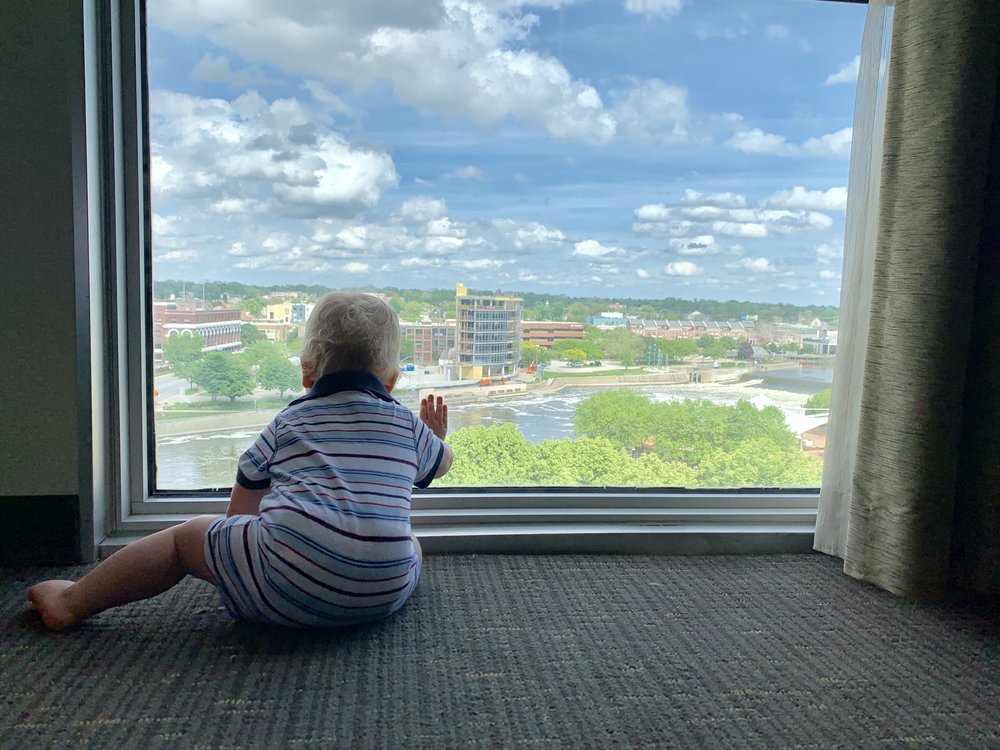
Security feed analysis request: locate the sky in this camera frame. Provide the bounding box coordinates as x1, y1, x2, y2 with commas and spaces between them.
147, 0, 867, 306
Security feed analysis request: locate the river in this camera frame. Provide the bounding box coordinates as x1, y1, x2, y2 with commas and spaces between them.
155, 367, 833, 489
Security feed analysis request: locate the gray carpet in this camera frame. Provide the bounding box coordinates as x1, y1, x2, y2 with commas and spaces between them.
1, 554, 997, 749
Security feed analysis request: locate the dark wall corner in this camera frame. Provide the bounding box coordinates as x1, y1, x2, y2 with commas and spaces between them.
0, 496, 82, 566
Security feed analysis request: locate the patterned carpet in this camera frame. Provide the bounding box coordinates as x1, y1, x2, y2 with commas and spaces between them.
2, 554, 997, 749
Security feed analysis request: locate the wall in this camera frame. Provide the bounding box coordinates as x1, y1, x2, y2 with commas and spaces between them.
0, 3, 90, 563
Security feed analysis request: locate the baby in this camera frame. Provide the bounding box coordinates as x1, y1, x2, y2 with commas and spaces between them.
28, 292, 452, 629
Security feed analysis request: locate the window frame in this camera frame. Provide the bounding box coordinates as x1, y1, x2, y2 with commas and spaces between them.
99, 0, 865, 554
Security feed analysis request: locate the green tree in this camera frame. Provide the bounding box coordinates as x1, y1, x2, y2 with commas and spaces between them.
241, 323, 265, 347
194, 352, 256, 402
573, 390, 657, 451
600, 327, 646, 367
560, 347, 588, 364
399, 336, 415, 359
656, 338, 698, 363
519, 343, 552, 366
804, 388, 832, 412
718, 336, 737, 352
258, 353, 301, 397
440, 424, 540, 486
239, 297, 266, 317
162, 333, 205, 387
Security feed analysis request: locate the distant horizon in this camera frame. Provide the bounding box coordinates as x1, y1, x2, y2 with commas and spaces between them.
153, 278, 839, 319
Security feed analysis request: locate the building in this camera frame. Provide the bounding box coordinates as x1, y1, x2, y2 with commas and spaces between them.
401, 320, 456, 366
454, 282, 522, 380
628, 318, 757, 341
520, 321, 584, 348
251, 321, 301, 343
588, 312, 628, 328
152, 302, 242, 364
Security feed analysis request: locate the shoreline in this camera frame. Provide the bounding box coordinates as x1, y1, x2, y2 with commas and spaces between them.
155, 362, 808, 438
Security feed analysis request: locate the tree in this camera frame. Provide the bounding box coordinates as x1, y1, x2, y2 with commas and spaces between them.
560, 347, 588, 364
737, 339, 755, 360
439, 424, 540, 486
519, 343, 552, 366
399, 337, 415, 359
241, 323, 265, 347
257, 353, 301, 397
238, 297, 266, 318
600, 327, 646, 368
574, 390, 656, 452
656, 338, 698, 363
162, 333, 205, 387
194, 352, 256, 402
804, 388, 832, 412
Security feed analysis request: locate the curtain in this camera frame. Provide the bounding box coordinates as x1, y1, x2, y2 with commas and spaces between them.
814, 0, 893, 559
820, 0, 1000, 602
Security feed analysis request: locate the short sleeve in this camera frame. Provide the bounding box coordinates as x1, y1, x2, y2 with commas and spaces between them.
412, 412, 446, 490
236, 414, 282, 490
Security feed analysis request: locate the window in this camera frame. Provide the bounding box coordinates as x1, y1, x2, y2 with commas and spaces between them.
141, 0, 865, 501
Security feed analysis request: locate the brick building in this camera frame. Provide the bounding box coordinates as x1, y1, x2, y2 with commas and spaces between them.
520, 321, 585, 347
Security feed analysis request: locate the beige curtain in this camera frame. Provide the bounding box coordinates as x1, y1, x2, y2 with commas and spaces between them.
837, 0, 1000, 602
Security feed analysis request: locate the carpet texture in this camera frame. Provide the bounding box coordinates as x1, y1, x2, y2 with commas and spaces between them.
2, 554, 997, 749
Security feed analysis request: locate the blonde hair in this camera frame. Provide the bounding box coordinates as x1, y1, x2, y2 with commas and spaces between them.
300, 292, 400, 382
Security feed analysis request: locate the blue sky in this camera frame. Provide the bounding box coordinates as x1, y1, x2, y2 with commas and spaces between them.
147, 0, 866, 306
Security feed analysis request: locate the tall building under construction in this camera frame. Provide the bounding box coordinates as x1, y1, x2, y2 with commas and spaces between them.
454, 282, 522, 380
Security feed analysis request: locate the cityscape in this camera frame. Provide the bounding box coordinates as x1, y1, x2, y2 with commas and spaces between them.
153, 280, 835, 490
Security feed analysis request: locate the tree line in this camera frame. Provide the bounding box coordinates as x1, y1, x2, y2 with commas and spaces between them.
437, 390, 824, 488
162, 331, 301, 402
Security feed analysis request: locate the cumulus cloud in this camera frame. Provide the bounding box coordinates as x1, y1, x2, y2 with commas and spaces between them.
765, 24, 789, 39
443, 165, 485, 180
816, 243, 843, 264
819, 269, 838, 280
825, 55, 860, 85
724, 114, 852, 158
668, 235, 723, 256
398, 196, 448, 223
573, 239, 622, 258
665, 261, 701, 276
151, 0, 620, 145
150, 90, 398, 216
192, 54, 280, 87
492, 219, 566, 251
624, 0, 683, 18
635, 268, 650, 278
634, 191, 834, 240
343, 261, 371, 273
767, 186, 847, 212
728, 257, 775, 272
610, 79, 689, 142
154, 250, 198, 262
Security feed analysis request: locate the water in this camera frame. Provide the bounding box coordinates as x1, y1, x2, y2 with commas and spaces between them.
156, 367, 834, 489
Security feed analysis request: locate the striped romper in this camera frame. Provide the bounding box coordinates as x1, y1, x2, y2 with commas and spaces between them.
204, 370, 445, 627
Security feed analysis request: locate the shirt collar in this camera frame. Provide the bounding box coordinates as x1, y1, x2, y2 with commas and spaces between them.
288, 370, 399, 406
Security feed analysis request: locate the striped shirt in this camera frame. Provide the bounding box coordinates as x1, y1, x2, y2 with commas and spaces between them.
206, 370, 444, 627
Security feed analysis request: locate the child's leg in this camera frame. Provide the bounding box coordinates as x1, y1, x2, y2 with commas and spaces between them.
27, 515, 219, 631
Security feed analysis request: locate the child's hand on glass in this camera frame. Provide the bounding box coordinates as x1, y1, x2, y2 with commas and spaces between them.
419, 394, 448, 440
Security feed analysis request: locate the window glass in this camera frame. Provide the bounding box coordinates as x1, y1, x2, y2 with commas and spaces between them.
148, 0, 864, 491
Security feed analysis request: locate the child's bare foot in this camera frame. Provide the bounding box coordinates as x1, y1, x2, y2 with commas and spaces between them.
27, 580, 84, 631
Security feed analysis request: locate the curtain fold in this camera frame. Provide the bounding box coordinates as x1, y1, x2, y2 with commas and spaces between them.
814, 0, 893, 559
838, 0, 1000, 601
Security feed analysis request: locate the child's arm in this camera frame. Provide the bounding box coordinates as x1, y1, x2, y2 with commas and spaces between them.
420, 394, 453, 478
227, 484, 269, 517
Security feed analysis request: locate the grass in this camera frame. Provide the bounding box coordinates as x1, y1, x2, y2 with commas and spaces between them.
159, 398, 292, 419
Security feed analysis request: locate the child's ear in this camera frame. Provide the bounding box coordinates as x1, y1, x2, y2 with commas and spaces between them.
385, 371, 400, 393
301, 362, 315, 389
